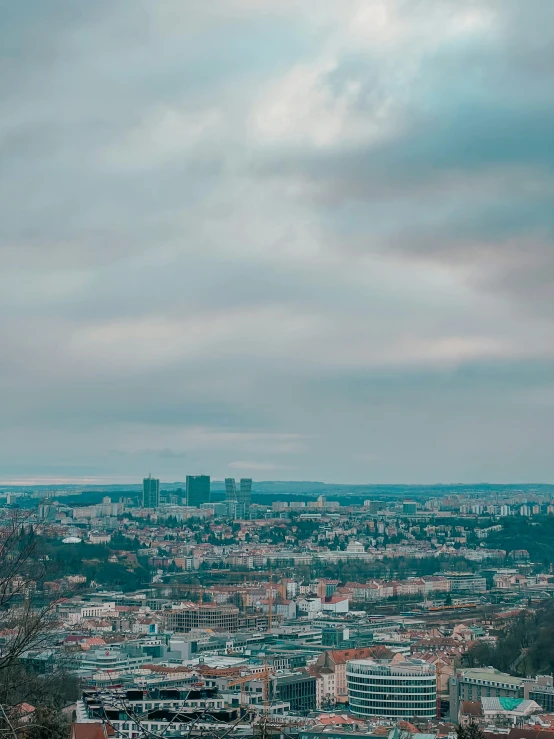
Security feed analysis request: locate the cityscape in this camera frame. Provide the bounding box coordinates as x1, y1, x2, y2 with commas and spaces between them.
2, 478, 554, 739
2, 2, 554, 739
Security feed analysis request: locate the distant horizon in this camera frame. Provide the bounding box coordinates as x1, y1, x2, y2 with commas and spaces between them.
1, 476, 553, 489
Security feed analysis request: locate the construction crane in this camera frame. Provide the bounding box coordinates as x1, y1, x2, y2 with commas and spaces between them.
267, 567, 273, 632
227, 660, 273, 713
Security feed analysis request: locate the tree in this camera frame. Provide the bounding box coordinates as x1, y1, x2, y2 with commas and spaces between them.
0, 511, 78, 737
467, 722, 486, 739
25, 706, 69, 739
456, 720, 485, 739
456, 725, 468, 739
0, 515, 57, 676
462, 641, 494, 668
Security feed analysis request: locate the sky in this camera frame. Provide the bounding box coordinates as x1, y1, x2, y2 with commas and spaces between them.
1, 0, 554, 485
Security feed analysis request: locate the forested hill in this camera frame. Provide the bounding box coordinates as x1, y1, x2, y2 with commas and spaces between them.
485, 516, 554, 566
464, 601, 554, 676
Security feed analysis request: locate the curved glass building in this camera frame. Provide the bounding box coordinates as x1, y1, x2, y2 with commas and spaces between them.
346, 658, 437, 719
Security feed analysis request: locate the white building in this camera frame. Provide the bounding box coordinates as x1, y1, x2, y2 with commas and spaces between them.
313, 668, 336, 709
322, 597, 349, 615
346, 657, 437, 719
62, 601, 116, 624
89, 531, 112, 544
296, 597, 322, 619
346, 541, 365, 554
79, 648, 151, 675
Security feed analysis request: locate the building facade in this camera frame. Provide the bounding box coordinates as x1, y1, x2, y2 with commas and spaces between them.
163, 602, 239, 633
224, 477, 252, 518
315, 647, 389, 704
526, 682, 554, 712
449, 668, 527, 720
346, 658, 437, 719
272, 673, 317, 712
186, 475, 210, 507
445, 573, 487, 593
142, 476, 160, 508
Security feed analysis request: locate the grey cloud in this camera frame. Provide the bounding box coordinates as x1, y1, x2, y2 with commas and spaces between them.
1, 0, 553, 483
251, 6, 554, 315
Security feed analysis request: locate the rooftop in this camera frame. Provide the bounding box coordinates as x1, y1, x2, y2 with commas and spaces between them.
347, 657, 436, 676
458, 668, 524, 686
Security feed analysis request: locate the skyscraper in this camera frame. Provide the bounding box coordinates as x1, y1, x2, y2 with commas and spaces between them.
225, 478, 237, 503
186, 475, 210, 507
224, 477, 251, 518
239, 478, 252, 512
225, 477, 239, 518
142, 475, 160, 508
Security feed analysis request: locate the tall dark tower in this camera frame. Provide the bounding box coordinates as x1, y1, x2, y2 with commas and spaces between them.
186, 475, 210, 507
142, 475, 160, 508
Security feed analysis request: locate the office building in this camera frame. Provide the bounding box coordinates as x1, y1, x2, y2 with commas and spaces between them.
186, 475, 210, 507
79, 646, 151, 676
225, 477, 237, 503
163, 603, 239, 633
444, 572, 487, 593
201, 501, 228, 517
526, 679, 554, 712
225, 477, 252, 518
272, 673, 317, 712
403, 500, 417, 515
449, 667, 529, 720
346, 658, 437, 719
240, 478, 252, 508
142, 476, 160, 508
363, 500, 380, 513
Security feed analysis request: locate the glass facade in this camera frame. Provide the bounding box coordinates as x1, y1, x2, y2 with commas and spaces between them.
186, 475, 211, 507
347, 659, 437, 719
530, 688, 554, 713
142, 476, 160, 508
274, 675, 316, 712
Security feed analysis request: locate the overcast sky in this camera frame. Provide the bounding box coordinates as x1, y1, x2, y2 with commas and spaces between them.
1, 1, 553, 485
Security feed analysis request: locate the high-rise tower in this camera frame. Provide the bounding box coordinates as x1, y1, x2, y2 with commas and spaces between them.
142, 475, 160, 508
239, 478, 252, 513
225, 477, 252, 518
186, 475, 210, 507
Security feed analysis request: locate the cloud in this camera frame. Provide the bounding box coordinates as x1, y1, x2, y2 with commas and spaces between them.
228, 461, 283, 472
111, 448, 187, 460
0, 0, 553, 483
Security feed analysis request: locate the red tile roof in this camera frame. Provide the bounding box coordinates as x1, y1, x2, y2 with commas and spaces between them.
70, 723, 115, 739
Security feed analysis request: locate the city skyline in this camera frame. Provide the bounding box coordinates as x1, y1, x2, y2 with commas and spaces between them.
1, 2, 554, 484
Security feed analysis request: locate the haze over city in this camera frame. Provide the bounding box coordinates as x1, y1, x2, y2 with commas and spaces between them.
2, 1, 554, 484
